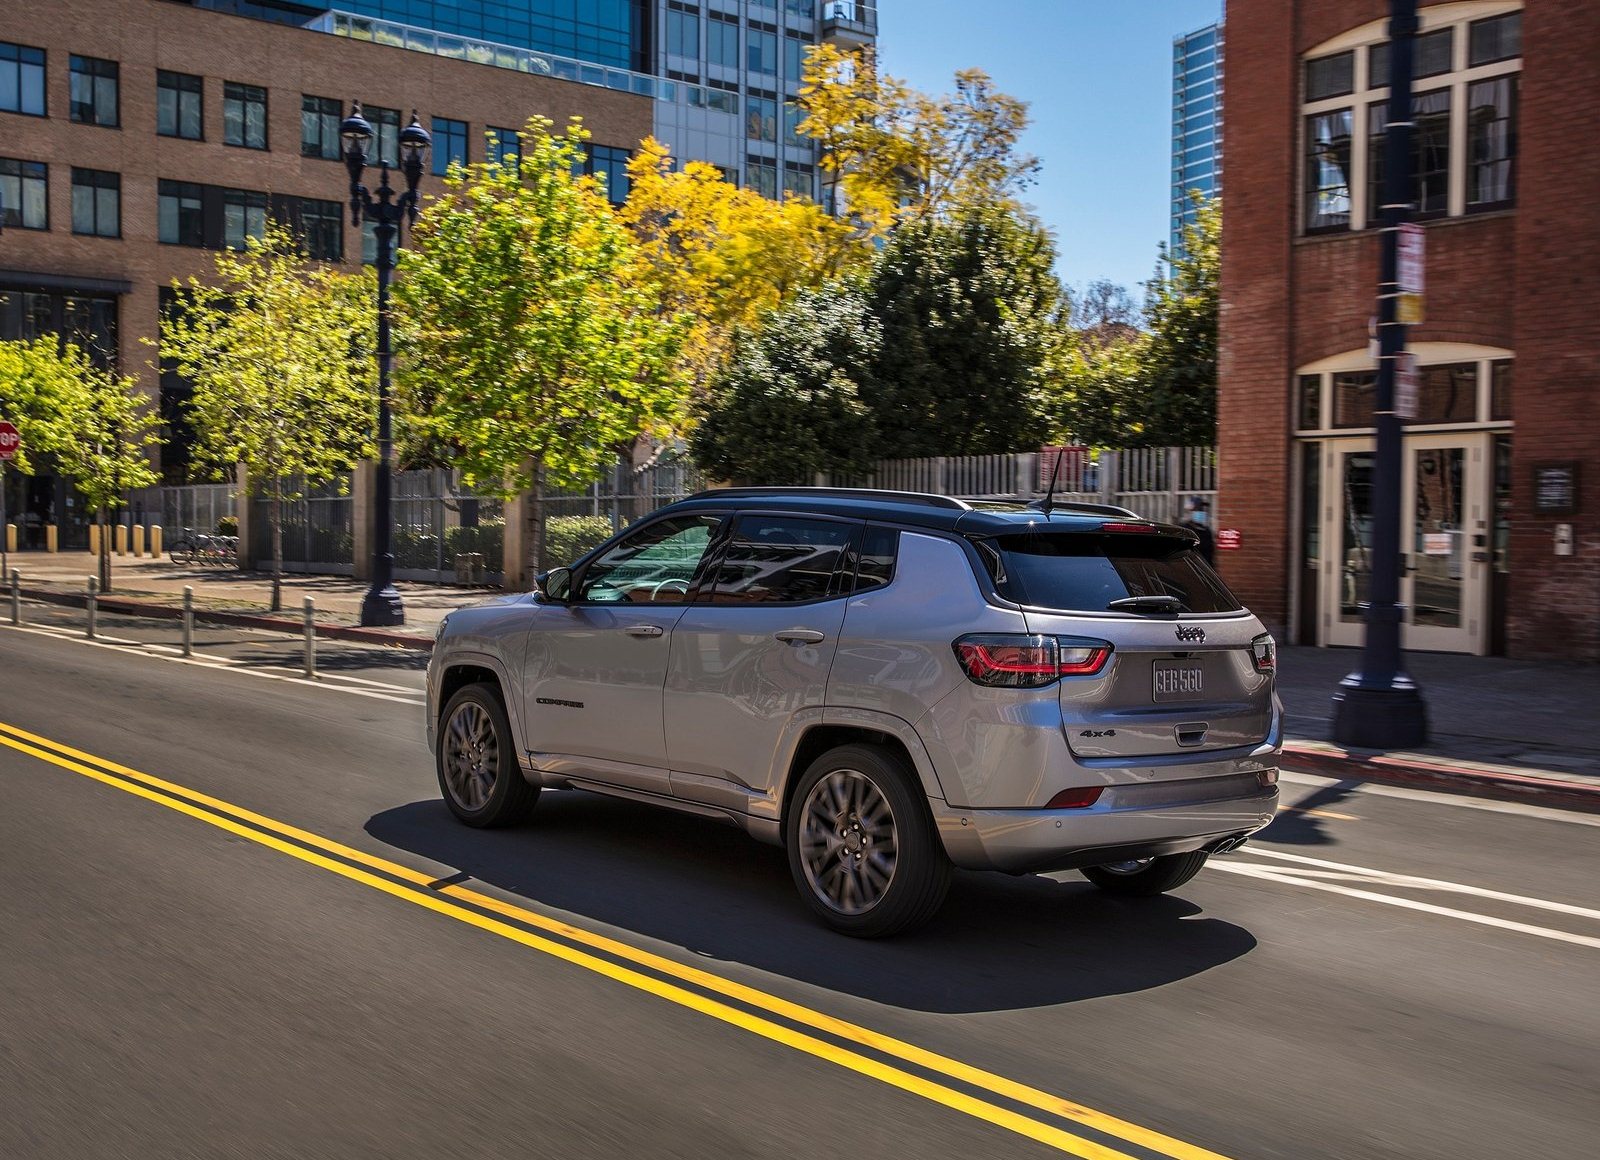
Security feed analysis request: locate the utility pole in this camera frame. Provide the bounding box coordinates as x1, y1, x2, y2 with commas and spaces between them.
1331, 0, 1430, 748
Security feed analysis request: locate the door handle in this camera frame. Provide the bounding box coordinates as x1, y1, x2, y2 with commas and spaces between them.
624, 624, 665, 637
774, 629, 826, 645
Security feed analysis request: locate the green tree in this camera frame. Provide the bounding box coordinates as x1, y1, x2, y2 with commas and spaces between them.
1138, 195, 1220, 446
691, 288, 878, 486
157, 221, 377, 610
860, 206, 1060, 458
0, 336, 158, 589
394, 117, 686, 575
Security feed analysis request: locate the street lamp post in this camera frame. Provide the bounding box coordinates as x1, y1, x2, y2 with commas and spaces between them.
1331, 0, 1429, 748
341, 102, 429, 628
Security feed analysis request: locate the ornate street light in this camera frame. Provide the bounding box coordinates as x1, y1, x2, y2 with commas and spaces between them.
341, 102, 429, 627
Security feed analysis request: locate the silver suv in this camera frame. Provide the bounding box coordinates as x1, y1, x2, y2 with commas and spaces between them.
426, 489, 1280, 937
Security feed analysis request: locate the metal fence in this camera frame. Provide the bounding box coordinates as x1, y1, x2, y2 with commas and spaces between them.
250, 478, 355, 575
125, 483, 238, 539
392, 469, 506, 585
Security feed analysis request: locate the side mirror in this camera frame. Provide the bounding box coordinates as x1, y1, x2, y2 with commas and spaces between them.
536, 567, 573, 604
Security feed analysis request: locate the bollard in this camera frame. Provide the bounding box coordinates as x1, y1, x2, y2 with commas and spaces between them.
131, 525, 145, 558
86, 575, 98, 640
302, 597, 316, 679
114, 525, 127, 556
9, 570, 19, 626
4, 524, 14, 554
182, 585, 194, 657
150, 525, 162, 559
88, 523, 101, 557
45, 525, 57, 553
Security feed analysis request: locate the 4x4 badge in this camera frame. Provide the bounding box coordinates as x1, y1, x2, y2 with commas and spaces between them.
1175, 626, 1206, 643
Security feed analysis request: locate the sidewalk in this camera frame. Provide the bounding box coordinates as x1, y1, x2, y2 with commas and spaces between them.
6, 549, 1598, 811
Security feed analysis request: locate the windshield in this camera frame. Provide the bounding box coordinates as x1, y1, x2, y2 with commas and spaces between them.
975, 532, 1242, 614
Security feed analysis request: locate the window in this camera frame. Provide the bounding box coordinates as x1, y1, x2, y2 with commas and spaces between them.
1333, 371, 1377, 428
1468, 77, 1517, 209
158, 180, 203, 246
157, 71, 203, 140
296, 198, 343, 261
71, 168, 119, 238
0, 42, 47, 116
1469, 13, 1521, 66
362, 219, 377, 265
485, 126, 520, 170
746, 159, 777, 200
301, 95, 343, 159
1297, 374, 1321, 430
222, 188, 267, 249
746, 95, 776, 142
578, 515, 722, 603
580, 144, 632, 205
223, 82, 267, 150
0, 158, 47, 230
1304, 110, 1352, 232
666, 7, 698, 57
1304, 51, 1354, 101
848, 526, 898, 594
1416, 363, 1477, 424
1367, 89, 1451, 222
748, 29, 778, 75
1302, 11, 1521, 233
709, 14, 739, 68
70, 55, 119, 127
432, 116, 468, 175
978, 532, 1241, 614
783, 101, 805, 146
783, 162, 812, 200
366, 104, 400, 166
707, 517, 856, 604
785, 33, 809, 81
1490, 360, 1513, 420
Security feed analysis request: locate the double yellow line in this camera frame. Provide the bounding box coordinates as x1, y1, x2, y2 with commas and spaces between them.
0, 719, 1231, 1160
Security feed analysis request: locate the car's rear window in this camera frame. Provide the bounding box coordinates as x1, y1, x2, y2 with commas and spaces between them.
974, 532, 1242, 614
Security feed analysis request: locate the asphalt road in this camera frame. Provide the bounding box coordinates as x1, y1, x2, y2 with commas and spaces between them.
1, 610, 1596, 1160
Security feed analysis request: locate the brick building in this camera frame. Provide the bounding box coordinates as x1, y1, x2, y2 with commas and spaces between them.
0, 0, 658, 546
1218, 1, 1599, 660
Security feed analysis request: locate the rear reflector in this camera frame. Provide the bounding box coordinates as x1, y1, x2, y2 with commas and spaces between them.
1046, 786, 1104, 809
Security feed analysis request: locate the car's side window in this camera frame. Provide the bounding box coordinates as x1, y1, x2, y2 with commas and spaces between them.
705, 516, 859, 604
847, 524, 899, 595
577, 514, 722, 604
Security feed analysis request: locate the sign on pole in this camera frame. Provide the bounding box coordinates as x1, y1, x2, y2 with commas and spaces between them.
0, 420, 19, 461
1397, 222, 1425, 324
1395, 352, 1420, 420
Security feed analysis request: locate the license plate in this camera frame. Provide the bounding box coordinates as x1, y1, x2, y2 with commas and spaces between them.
1153, 661, 1205, 702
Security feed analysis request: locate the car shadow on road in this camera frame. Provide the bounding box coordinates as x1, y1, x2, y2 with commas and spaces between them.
1253, 779, 1363, 846
366, 791, 1257, 1014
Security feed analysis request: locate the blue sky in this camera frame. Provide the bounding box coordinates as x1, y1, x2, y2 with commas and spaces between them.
877, 0, 1224, 301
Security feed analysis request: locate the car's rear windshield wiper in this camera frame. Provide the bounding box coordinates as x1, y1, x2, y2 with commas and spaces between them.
1107, 595, 1184, 613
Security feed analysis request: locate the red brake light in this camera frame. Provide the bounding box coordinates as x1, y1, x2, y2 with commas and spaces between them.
952, 635, 1112, 687
1046, 786, 1104, 809
1098, 522, 1157, 534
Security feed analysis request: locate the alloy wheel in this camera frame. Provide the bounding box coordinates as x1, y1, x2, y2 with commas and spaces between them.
443, 700, 498, 811
798, 768, 899, 915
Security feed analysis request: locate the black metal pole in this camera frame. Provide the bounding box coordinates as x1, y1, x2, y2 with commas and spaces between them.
1331, 0, 1428, 748
360, 165, 405, 627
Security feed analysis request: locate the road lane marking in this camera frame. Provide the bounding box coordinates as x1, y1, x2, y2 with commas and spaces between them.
1277, 769, 1600, 828
0, 719, 1225, 1160
1211, 863, 1600, 950
0, 621, 424, 705
1233, 849, 1600, 922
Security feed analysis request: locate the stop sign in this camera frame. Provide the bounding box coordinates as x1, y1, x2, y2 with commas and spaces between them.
0, 420, 19, 461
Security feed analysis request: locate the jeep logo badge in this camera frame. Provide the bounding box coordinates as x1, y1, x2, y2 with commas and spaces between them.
1175, 626, 1206, 643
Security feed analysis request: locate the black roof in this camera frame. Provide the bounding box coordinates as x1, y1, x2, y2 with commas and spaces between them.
664, 487, 1176, 536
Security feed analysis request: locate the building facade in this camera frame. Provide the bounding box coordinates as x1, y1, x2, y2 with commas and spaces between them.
1218, 1, 1600, 660
1171, 21, 1222, 252
0, 1, 875, 546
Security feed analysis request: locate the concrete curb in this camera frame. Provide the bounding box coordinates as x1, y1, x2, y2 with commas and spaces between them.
1282, 742, 1600, 814
17, 586, 436, 651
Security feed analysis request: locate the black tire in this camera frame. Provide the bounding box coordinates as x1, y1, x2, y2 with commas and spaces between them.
436, 683, 539, 828
1080, 851, 1208, 897
784, 743, 950, 938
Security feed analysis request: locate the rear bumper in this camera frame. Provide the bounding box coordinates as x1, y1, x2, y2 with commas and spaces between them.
932, 775, 1279, 874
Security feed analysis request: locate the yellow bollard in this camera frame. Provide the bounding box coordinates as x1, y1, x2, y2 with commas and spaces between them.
114, 525, 127, 556
45, 525, 58, 553
150, 526, 162, 558
132, 525, 145, 558
3, 524, 14, 553
88, 524, 101, 557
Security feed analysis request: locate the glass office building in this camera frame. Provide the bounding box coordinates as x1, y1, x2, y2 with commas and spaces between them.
333, 1, 651, 71
1171, 22, 1222, 252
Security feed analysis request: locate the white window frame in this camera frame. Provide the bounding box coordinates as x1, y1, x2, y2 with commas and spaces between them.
1300, 1, 1521, 234
1292, 342, 1514, 436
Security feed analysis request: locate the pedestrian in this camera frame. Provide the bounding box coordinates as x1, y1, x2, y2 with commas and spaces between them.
1182, 497, 1215, 564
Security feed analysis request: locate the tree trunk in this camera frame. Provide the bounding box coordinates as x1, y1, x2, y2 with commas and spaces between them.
270, 487, 283, 613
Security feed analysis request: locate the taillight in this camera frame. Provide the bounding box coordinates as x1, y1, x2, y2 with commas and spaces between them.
1250, 633, 1277, 674
1098, 522, 1158, 534
952, 634, 1112, 687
